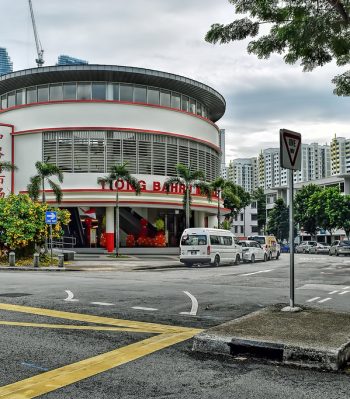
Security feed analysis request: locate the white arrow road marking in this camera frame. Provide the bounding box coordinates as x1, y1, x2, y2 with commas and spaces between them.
318, 298, 332, 303
343, 286, 350, 289
132, 306, 158, 311
339, 291, 350, 295
241, 270, 272, 276
306, 297, 321, 302
328, 290, 338, 294
180, 291, 199, 316
64, 290, 79, 302
90, 302, 115, 306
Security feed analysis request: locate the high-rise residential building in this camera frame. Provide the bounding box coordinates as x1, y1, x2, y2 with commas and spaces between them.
56, 55, 88, 66
0, 47, 13, 76
219, 129, 226, 178
330, 135, 350, 175
228, 158, 257, 193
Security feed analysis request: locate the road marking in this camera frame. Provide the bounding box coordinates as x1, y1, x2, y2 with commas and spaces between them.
339, 291, 350, 295
343, 286, 350, 290
328, 290, 338, 294
0, 303, 202, 398
21, 362, 49, 372
180, 291, 199, 316
306, 297, 321, 302
241, 270, 272, 276
64, 290, 79, 302
132, 306, 158, 311
318, 298, 332, 303
90, 302, 115, 306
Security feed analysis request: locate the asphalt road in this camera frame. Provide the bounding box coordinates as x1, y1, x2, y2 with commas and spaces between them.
0, 253, 350, 398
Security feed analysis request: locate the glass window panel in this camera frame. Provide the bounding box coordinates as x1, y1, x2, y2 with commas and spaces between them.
160, 90, 171, 107
77, 83, 91, 100
38, 85, 49, 102
7, 91, 16, 107
92, 83, 106, 100
189, 98, 196, 114
50, 84, 63, 101
63, 83, 76, 100
181, 96, 189, 112
120, 84, 133, 102
197, 102, 202, 115
112, 84, 119, 100
26, 87, 37, 104
1, 95, 6, 109
134, 86, 147, 103
171, 93, 181, 109
147, 88, 159, 105
16, 90, 23, 105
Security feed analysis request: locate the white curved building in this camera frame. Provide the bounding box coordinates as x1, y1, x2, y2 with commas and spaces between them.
0, 65, 226, 251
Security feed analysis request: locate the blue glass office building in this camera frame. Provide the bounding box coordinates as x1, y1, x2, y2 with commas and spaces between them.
57, 55, 88, 66
0, 48, 13, 76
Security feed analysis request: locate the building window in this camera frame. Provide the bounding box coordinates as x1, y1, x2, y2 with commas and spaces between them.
92, 83, 106, 100
134, 86, 147, 103
240, 226, 244, 234
38, 85, 49, 102
147, 88, 159, 105
160, 90, 171, 107
26, 87, 37, 104
252, 226, 259, 233
240, 213, 244, 221
77, 83, 91, 100
251, 214, 258, 221
63, 83, 77, 100
50, 84, 63, 101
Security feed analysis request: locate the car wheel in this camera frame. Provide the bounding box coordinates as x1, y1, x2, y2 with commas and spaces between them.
210, 255, 220, 267
303, 249, 306, 254
268, 252, 272, 260
276, 252, 280, 260
234, 254, 241, 265
264, 254, 268, 262
184, 262, 192, 268
329, 250, 332, 256
336, 251, 339, 257
251, 254, 255, 263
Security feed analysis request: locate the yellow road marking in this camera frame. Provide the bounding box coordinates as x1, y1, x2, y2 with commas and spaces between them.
0, 330, 199, 399
0, 321, 147, 332
0, 303, 190, 333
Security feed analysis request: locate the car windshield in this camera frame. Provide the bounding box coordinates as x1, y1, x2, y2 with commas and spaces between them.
339, 241, 350, 246
250, 236, 265, 244
181, 234, 207, 246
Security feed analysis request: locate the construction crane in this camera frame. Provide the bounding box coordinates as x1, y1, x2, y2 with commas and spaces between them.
28, 0, 44, 67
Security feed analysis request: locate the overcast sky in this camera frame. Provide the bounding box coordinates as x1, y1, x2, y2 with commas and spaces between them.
2, 0, 349, 162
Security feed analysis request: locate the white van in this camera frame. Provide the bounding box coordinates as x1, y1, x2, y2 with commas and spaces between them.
179, 228, 242, 267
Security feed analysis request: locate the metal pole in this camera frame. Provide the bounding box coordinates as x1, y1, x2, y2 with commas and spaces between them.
186, 186, 190, 229
217, 189, 221, 229
50, 223, 53, 266
116, 188, 119, 257
289, 169, 295, 308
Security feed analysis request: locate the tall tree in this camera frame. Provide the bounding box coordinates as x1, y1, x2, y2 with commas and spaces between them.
27, 160, 64, 203
222, 181, 251, 226
267, 198, 289, 241
339, 194, 350, 238
164, 163, 212, 229
206, 1, 350, 95
252, 187, 266, 233
294, 184, 322, 238
97, 162, 141, 256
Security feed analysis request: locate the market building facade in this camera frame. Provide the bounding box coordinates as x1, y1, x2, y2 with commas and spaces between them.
0, 65, 226, 251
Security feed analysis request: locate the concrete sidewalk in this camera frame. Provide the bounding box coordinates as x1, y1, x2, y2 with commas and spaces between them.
193, 304, 350, 371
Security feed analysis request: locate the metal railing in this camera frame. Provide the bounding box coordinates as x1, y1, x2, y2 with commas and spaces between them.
48, 236, 76, 249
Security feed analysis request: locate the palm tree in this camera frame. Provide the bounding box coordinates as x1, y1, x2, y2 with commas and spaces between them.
0, 161, 18, 172
164, 163, 212, 229
210, 177, 235, 229
97, 162, 141, 256
27, 160, 64, 203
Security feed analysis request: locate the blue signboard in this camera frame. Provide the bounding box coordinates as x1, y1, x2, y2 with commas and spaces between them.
45, 211, 57, 224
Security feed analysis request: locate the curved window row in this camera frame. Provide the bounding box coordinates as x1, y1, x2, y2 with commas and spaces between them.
42, 130, 220, 181
1, 82, 209, 118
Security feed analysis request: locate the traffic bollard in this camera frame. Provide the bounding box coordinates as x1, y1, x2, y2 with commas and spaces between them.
33, 253, 39, 268
9, 252, 15, 267
58, 254, 64, 268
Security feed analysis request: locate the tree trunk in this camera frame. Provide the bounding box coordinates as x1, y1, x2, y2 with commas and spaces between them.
115, 187, 120, 257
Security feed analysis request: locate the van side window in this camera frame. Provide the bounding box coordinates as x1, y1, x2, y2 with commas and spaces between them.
210, 235, 220, 245
223, 236, 233, 245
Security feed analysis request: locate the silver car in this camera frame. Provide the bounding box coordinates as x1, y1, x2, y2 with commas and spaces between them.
295, 241, 317, 254
329, 240, 350, 256
309, 243, 330, 254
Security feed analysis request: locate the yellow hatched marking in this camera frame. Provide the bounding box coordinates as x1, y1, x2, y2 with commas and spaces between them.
0, 321, 147, 332
0, 331, 200, 399
0, 303, 189, 333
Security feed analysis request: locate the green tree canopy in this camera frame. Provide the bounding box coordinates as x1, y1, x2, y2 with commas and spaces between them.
206, 0, 350, 95
252, 187, 266, 233
267, 198, 289, 241
294, 184, 322, 237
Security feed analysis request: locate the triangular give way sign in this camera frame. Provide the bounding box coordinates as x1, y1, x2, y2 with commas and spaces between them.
280, 129, 302, 170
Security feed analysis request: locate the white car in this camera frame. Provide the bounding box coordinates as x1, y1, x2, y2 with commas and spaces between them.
309, 243, 330, 254
240, 240, 268, 263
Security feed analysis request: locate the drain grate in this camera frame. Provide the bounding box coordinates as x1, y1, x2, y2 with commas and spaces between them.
0, 293, 32, 297
229, 339, 284, 361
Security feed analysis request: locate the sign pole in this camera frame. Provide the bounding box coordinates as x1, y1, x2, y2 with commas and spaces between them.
50, 223, 53, 266
288, 169, 295, 308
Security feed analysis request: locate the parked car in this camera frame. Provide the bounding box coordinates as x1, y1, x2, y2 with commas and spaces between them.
309, 243, 330, 254
280, 243, 290, 253
295, 241, 317, 253
247, 235, 280, 260
179, 228, 242, 267
240, 240, 268, 263
329, 240, 350, 256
